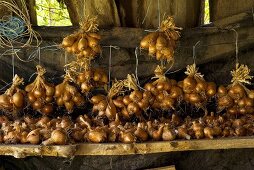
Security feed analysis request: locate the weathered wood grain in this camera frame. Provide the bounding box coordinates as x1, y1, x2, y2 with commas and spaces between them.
1, 137, 254, 158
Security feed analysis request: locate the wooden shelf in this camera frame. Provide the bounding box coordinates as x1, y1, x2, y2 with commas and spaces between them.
0, 137, 254, 158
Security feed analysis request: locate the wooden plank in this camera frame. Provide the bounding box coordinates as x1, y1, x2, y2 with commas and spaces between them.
145, 165, 175, 170
210, 0, 254, 22
1, 137, 254, 158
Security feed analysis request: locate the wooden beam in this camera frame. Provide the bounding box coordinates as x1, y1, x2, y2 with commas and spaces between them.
1, 137, 254, 158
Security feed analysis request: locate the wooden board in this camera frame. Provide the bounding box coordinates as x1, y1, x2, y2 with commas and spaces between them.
1, 137, 254, 158
145, 165, 175, 170
210, 0, 254, 22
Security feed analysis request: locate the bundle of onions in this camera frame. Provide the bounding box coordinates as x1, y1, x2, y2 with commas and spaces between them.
180, 64, 216, 114
55, 76, 85, 113
77, 67, 108, 93
0, 75, 25, 116
144, 65, 182, 111
140, 16, 182, 62
217, 64, 254, 115
112, 74, 154, 120
25, 66, 54, 115
91, 74, 139, 120
61, 17, 101, 60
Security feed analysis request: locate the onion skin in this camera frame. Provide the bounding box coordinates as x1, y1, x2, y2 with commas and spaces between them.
12, 92, 24, 108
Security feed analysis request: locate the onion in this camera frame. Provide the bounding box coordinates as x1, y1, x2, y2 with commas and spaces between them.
218, 95, 233, 108
27, 129, 40, 144
45, 96, 53, 102
42, 129, 67, 145
97, 100, 107, 111
41, 104, 53, 115
0, 94, 11, 107
88, 33, 101, 40
33, 88, 45, 98
248, 90, 254, 99
113, 99, 125, 108
12, 92, 24, 108
156, 34, 168, 50
189, 93, 202, 104
148, 45, 156, 56
65, 101, 74, 112
62, 92, 71, 102
45, 85, 55, 96
144, 83, 154, 91
162, 126, 176, 141
62, 35, 76, 47
78, 37, 88, 51
105, 100, 117, 120
228, 84, 245, 99
87, 36, 99, 48
120, 131, 136, 143
129, 90, 143, 102
134, 126, 148, 141
206, 82, 217, 97
140, 32, 159, 49
91, 95, 105, 104
25, 83, 34, 92
127, 102, 140, 114
183, 76, 196, 93
56, 97, 64, 106
195, 80, 207, 93
28, 92, 36, 103
32, 100, 42, 110
204, 127, 214, 139
123, 96, 132, 105
87, 129, 107, 143
217, 85, 227, 97
170, 86, 182, 99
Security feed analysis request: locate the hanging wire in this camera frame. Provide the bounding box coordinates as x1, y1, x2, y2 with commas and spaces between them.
157, 0, 161, 28
231, 28, 239, 64
141, 0, 152, 25
102, 45, 120, 88
135, 47, 140, 86
12, 51, 15, 78
192, 41, 201, 64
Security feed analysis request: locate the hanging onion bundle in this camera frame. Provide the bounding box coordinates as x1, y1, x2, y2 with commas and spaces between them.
0, 75, 25, 116
217, 64, 254, 115
55, 76, 85, 113
144, 65, 182, 110
77, 67, 108, 93
61, 17, 101, 60
181, 64, 216, 114
25, 66, 54, 115
140, 16, 181, 62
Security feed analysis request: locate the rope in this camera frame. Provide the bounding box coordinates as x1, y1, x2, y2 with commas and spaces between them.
0, 16, 26, 39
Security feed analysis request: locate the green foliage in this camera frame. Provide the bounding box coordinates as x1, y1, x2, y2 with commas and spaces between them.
204, 0, 210, 24
35, 0, 72, 26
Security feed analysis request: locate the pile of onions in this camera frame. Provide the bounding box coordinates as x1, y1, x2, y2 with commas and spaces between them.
218, 64, 254, 115
0, 111, 254, 145
61, 17, 101, 60
140, 16, 181, 62
55, 78, 85, 112
25, 66, 54, 115
180, 64, 216, 113
77, 68, 108, 93
0, 75, 25, 115
144, 65, 182, 110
